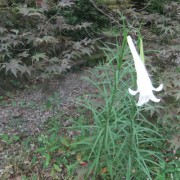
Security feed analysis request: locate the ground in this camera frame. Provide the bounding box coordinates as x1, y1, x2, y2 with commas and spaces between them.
0, 70, 95, 135
0, 69, 97, 176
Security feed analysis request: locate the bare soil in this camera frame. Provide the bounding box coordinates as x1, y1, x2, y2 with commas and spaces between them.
0, 69, 95, 136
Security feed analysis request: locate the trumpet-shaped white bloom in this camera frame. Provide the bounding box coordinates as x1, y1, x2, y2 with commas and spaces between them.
127, 36, 163, 106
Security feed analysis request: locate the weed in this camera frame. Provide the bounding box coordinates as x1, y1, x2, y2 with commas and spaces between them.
0, 133, 20, 146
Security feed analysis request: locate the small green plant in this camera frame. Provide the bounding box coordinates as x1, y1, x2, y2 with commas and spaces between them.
24, 118, 76, 178
0, 133, 20, 145
44, 92, 61, 114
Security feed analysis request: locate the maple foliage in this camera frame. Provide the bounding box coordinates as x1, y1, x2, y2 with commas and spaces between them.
0, 0, 97, 80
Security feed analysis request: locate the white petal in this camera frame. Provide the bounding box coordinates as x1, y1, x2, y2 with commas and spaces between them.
149, 94, 161, 102
128, 88, 139, 96
127, 36, 140, 64
127, 36, 163, 106
137, 95, 149, 106
152, 84, 163, 92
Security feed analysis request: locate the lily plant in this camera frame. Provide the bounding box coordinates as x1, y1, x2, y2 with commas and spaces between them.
127, 35, 163, 106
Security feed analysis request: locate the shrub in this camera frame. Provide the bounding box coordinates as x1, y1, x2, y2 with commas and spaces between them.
0, 1, 97, 82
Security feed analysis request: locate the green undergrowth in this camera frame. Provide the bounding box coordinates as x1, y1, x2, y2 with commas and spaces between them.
1, 32, 179, 180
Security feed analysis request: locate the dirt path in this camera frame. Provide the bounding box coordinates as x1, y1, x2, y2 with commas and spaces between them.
0, 70, 95, 136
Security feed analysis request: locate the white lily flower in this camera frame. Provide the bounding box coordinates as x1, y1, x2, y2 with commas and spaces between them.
127, 35, 163, 106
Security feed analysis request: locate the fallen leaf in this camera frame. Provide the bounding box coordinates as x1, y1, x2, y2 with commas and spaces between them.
76, 153, 81, 162
101, 167, 107, 174
79, 162, 88, 166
